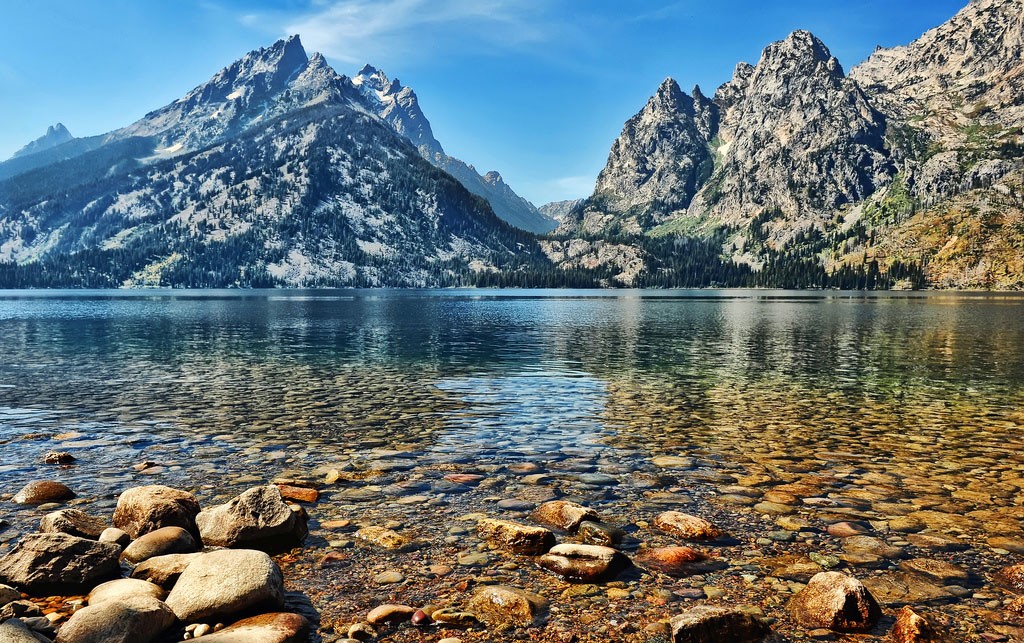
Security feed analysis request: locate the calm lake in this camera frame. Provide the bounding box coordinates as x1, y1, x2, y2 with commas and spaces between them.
2, 289, 1023, 640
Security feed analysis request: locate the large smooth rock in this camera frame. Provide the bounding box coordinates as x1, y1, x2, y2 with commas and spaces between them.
54, 595, 174, 643
476, 519, 555, 555
12, 480, 74, 505
787, 571, 881, 632
536, 544, 630, 582
88, 578, 166, 606
654, 511, 723, 541
898, 558, 970, 584
0, 533, 120, 594
468, 585, 548, 626
130, 552, 203, 590
121, 526, 197, 564
39, 509, 107, 539
670, 606, 770, 642
196, 485, 307, 552
164, 549, 284, 622
189, 612, 311, 643
113, 485, 200, 539
530, 500, 598, 533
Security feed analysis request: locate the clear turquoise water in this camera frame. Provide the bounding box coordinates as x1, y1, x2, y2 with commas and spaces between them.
1, 289, 1023, 529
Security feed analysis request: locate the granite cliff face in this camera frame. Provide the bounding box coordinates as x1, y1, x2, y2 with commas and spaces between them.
576, 80, 717, 235
555, 0, 1024, 288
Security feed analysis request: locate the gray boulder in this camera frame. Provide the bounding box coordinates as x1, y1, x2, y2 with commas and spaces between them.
130, 553, 202, 590
0, 533, 120, 594
0, 619, 49, 643
54, 595, 175, 643
196, 485, 307, 552
39, 509, 107, 540
121, 526, 197, 564
164, 549, 284, 622
112, 485, 201, 539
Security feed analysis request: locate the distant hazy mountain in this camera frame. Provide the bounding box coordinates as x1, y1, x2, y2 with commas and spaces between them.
352, 65, 556, 234
538, 198, 585, 222
555, 0, 1024, 288
0, 36, 548, 287
10, 123, 75, 160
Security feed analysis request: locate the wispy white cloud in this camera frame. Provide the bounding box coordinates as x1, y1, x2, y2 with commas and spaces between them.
245, 0, 561, 65
519, 174, 595, 205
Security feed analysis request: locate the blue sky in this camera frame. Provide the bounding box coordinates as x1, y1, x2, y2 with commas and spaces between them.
2, 0, 967, 206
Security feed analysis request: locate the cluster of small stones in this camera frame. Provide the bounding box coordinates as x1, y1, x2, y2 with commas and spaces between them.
2, 431, 1024, 643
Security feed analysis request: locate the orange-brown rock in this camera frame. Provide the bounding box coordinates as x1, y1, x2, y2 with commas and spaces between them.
634, 547, 708, 577
889, 606, 939, 643
444, 473, 485, 484
787, 571, 881, 632
995, 563, 1024, 591
275, 485, 319, 504
654, 512, 723, 541
476, 519, 554, 555
531, 501, 598, 533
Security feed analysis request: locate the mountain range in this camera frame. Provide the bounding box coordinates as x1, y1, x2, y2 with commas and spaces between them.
1, 0, 1022, 289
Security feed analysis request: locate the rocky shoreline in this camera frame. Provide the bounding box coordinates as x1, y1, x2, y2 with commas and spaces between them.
2, 447, 1024, 643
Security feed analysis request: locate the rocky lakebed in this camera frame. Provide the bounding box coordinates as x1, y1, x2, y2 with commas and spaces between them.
2, 435, 1024, 643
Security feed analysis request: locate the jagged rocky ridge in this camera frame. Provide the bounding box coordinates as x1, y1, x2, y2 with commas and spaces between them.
11, 123, 75, 159
556, 0, 1024, 288
352, 65, 556, 234
0, 37, 549, 287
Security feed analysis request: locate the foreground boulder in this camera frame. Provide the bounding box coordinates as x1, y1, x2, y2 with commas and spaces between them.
165, 549, 284, 622
196, 485, 307, 552
192, 612, 311, 643
130, 553, 203, 590
113, 485, 201, 539
670, 606, 770, 642
468, 585, 548, 626
476, 519, 555, 555
654, 511, 723, 541
12, 480, 74, 505
0, 619, 46, 643
121, 526, 197, 564
530, 500, 599, 533
788, 571, 881, 632
536, 544, 630, 582
0, 533, 120, 594
54, 595, 174, 643
39, 509, 107, 539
